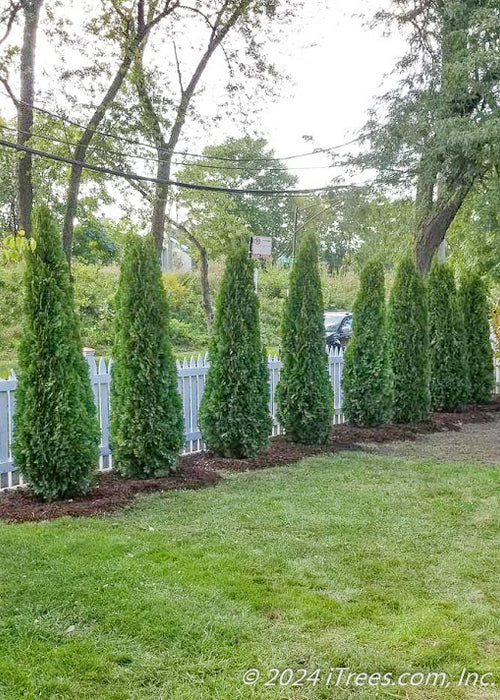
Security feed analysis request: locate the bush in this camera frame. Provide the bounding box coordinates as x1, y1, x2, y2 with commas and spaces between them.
13, 206, 99, 501
199, 242, 271, 457
428, 261, 468, 411
459, 272, 494, 403
110, 235, 184, 477
342, 259, 392, 426
276, 231, 333, 443
73, 263, 120, 355
388, 255, 430, 422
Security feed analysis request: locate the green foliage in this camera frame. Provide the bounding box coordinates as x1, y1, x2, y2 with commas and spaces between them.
458, 272, 494, 403
72, 220, 120, 265
0, 260, 366, 363
342, 259, 392, 426
428, 262, 469, 411
199, 242, 271, 457
73, 263, 120, 355
276, 232, 333, 444
12, 207, 99, 501
0, 230, 36, 265
176, 137, 297, 261
448, 176, 500, 281
388, 255, 430, 423
110, 235, 184, 477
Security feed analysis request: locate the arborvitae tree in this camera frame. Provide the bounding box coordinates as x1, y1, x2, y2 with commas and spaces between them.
342, 258, 392, 426
13, 206, 99, 501
199, 241, 271, 457
428, 261, 469, 411
388, 255, 430, 422
110, 234, 184, 477
276, 231, 332, 443
459, 271, 494, 403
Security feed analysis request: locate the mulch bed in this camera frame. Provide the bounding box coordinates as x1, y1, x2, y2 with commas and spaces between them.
0, 463, 220, 523
2, 397, 499, 523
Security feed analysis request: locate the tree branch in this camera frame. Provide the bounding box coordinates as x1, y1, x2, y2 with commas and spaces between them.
172, 40, 184, 95
0, 0, 21, 46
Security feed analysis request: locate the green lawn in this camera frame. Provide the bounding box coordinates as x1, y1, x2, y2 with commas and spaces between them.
0, 452, 499, 699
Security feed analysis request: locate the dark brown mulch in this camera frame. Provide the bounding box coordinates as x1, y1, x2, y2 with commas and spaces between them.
0, 463, 220, 523
2, 397, 499, 523
182, 440, 328, 474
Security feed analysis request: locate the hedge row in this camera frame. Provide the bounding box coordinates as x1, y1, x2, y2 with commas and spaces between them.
343, 256, 494, 426
13, 213, 494, 501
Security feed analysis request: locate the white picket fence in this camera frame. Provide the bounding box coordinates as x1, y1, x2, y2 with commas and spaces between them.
0, 347, 346, 491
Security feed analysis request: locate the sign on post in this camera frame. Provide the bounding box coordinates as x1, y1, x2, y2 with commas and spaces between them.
249, 236, 273, 259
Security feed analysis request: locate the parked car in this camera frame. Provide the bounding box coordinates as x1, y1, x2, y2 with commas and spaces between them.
324, 310, 352, 350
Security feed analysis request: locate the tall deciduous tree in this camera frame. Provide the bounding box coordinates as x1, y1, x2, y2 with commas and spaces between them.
110, 234, 184, 478
126, 4, 300, 254
342, 258, 392, 426
13, 206, 99, 501
0, 0, 45, 237
276, 231, 332, 444
354, 0, 500, 272
388, 255, 430, 422
62, 0, 180, 261
199, 241, 271, 457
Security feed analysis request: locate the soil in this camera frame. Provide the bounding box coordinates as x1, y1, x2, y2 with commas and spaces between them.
0, 463, 220, 523
2, 397, 499, 523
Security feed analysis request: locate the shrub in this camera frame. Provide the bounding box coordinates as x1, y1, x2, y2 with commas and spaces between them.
276, 231, 333, 443
110, 235, 184, 477
13, 206, 99, 501
73, 263, 120, 355
459, 271, 494, 403
428, 261, 468, 411
388, 255, 430, 422
199, 241, 271, 457
342, 258, 392, 426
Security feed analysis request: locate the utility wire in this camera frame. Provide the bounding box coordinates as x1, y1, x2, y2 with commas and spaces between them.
0, 138, 360, 196
0, 123, 344, 173
0, 90, 362, 163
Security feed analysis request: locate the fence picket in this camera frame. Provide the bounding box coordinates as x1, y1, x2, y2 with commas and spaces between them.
1, 353, 499, 490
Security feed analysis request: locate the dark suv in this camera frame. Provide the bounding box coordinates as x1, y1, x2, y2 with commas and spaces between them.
324, 311, 352, 350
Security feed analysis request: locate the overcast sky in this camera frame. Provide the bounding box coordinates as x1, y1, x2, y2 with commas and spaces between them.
259, 0, 406, 187
0, 0, 407, 192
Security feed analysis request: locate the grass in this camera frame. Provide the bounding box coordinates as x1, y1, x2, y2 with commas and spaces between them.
0, 452, 499, 699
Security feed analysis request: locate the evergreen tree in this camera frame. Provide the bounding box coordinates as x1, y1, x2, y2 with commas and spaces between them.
342, 259, 392, 426
388, 255, 430, 422
459, 271, 494, 403
276, 231, 333, 443
13, 206, 99, 501
199, 241, 271, 457
428, 261, 469, 411
110, 234, 184, 477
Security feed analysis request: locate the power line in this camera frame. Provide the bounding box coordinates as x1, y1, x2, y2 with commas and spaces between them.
0, 123, 344, 173
0, 90, 361, 163
0, 138, 357, 196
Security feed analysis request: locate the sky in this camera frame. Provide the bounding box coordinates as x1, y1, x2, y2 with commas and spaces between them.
0, 0, 407, 192
256, 0, 406, 188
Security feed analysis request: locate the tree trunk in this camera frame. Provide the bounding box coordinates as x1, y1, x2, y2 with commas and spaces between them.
151, 149, 171, 255
17, 0, 43, 237
144, 4, 249, 254
198, 243, 212, 332
166, 218, 212, 330
62, 45, 141, 261
415, 187, 471, 273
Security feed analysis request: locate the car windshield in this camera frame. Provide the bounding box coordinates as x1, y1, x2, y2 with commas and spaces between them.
324, 313, 346, 332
